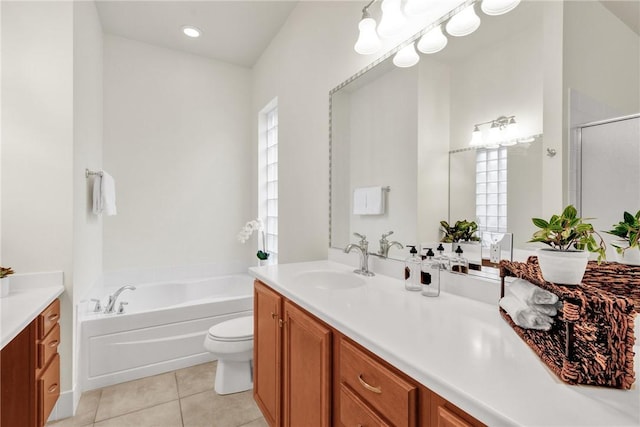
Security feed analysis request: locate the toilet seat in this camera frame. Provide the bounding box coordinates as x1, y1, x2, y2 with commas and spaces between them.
207, 315, 253, 342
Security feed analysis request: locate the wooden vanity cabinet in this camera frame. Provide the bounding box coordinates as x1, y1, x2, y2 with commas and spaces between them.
1, 298, 61, 427
253, 280, 483, 427
253, 281, 332, 427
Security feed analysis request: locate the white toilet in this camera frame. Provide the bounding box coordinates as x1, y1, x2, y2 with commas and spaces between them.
203, 315, 254, 395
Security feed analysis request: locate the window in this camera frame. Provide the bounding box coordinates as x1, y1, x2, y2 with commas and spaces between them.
259, 99, 278, 262
476, 147, 507, 233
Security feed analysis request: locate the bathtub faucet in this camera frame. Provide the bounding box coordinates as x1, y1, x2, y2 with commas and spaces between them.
105, 285, 136, 314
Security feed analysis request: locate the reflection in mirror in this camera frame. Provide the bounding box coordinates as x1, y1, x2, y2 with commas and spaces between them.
331, 0, 640, 274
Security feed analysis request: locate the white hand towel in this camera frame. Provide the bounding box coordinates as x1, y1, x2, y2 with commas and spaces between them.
509, 278, 558, 305
500, 295, 553, 331
92, 171, 117, 216
353, 186, 384, 215
531, 303, 557, 317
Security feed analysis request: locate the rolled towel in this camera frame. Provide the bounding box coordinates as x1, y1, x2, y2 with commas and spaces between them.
499, 295, 553, 331
509, 278, 558, 305
531, 303, 557, 317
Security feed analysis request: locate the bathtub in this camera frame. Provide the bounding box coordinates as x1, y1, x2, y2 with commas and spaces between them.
79, 274, 254, 391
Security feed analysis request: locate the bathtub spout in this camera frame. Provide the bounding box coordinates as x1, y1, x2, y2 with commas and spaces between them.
105, 285, 136, 314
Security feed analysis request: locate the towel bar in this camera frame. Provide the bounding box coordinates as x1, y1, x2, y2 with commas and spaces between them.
85, 169, 103, 178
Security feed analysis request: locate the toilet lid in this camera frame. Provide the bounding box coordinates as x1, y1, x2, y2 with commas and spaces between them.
208, 316, 253, 342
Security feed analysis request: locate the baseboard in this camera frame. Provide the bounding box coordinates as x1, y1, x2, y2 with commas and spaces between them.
47, 385, 79, 422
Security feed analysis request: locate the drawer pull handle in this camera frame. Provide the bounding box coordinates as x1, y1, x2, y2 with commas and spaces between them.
48, 384, 58, 393
49, 340, 59, 348
358, 374, 382, 394
47, 314, 59, 322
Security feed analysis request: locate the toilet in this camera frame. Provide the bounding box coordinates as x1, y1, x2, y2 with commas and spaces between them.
203, 315, 254, 395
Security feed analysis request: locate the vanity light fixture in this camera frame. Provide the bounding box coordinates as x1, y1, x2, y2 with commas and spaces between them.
182, 25, 202, 38
393, 42, 420, 67
445, 4, 481, 37
470, 115, 522, 147
354, 2, 383, 54
417, 25, 448, 54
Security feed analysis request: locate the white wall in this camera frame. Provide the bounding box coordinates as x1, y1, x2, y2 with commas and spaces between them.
102, 35, 253, 271
1, 0, 74, 392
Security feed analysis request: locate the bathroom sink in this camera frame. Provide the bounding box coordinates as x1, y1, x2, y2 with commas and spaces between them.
293, 270, 366, 290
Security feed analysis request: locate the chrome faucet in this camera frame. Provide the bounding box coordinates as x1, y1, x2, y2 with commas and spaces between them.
104, 285, 136, 314
344, 233, 375, 277
378, 231, 404, 258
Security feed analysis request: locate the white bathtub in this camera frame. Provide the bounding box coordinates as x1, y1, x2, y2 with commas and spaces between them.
79, 274, 254, 391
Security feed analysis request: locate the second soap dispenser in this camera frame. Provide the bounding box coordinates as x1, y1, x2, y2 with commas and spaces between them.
421, 248, 441, 297
404, 245, 422, 291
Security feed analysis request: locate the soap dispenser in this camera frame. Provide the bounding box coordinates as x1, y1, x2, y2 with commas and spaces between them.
435, 243, 450, 271
451, 245, 469, 275
421, 248, 441, 297
404, 245, 422, 291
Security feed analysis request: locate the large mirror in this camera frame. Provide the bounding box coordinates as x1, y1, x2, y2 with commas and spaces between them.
330, 0, 640, 267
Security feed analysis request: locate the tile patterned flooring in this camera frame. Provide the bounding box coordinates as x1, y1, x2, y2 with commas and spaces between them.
47, 362, 267, 427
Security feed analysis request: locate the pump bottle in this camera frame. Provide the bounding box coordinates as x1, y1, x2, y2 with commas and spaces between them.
404, 245, 422, 291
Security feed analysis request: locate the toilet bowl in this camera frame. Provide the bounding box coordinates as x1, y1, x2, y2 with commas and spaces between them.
203, 315, 254, 395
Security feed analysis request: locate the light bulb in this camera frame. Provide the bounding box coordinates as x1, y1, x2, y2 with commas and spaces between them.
417, 25, 448, 54
404, 0, 430, 16
354, 17, 382, 55
182, 26, 202, 38
487, 122, 500, 145
481, 0, 521, 16
377, 0, 407, 38
393, 43, 420, 68
446, 5, 481, 37
505, 117, 519, 141
470, 126, 483, 146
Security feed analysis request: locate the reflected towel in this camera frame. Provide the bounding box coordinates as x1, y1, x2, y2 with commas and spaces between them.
499, 295, 553, 331
509, 278, 558, 305
92, 171, 117, 216
353, 186, 384, 215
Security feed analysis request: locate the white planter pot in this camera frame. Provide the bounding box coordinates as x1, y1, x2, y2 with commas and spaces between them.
614, 247, 640, 266
536, 248, 589, 285
0, 277, 9, 297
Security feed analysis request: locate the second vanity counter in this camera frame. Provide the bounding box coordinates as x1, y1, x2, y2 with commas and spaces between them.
250, 260, 640, 426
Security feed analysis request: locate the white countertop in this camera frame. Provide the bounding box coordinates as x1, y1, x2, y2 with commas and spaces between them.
0, 272, 64, 349
250, 260, 640, 427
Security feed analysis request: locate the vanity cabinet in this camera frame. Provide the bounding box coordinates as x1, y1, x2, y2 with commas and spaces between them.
1, 298, 61, 427
254, 281, 332, 427
254, 280, 484, 427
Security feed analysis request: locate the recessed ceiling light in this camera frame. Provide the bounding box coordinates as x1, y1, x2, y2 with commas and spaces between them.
182, 26, 201, 38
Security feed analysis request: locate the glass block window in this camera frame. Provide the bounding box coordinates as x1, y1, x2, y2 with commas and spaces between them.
476, 147, 507, 233
259, 99, 278, 262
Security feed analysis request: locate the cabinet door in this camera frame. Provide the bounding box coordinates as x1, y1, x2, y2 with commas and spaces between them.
254, 281, 283, 427
282, 300, 331, 427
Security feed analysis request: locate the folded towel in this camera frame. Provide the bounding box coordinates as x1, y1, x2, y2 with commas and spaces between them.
92, 171, 117, 216
499, 295, 553, 331
353, 186, 384, 215
509, 278, 558, 305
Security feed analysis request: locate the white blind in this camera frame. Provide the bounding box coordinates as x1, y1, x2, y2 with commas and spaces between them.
476, 147, 507, 233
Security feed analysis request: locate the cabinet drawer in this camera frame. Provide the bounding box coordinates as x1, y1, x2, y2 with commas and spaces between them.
340, 339, 417, 427
38, 299, 60, 340
38, 353, 60, 427
38, 323, 60, 370
340, 383, 391, 427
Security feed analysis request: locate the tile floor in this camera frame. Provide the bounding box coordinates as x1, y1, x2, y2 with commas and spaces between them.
46, 362, 267, 427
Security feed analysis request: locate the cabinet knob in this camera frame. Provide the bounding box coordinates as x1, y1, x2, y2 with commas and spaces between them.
357, 374, 382, 394
271, 312, 277, 319
48, 340, 59, 348
278, 318, 287, 328
48, 383, 58, 393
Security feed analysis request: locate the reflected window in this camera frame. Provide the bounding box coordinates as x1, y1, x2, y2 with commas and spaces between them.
259, 99, 278, 262
476, 147, 507, 233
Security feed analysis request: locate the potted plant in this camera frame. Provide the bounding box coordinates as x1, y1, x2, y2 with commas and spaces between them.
529, 205, 606, 285
440, 219, 481, 243
606, 210, 640, 266
237, 218, 270, 264
1, 266, 14, 297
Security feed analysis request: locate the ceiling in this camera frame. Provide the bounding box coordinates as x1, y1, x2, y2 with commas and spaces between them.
600, 0, 640, 36
95, 1, 298, 68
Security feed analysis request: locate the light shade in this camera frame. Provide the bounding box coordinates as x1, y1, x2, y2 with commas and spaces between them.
404, 0, 430, 16
377, 0, 407, 38
393, 42, 420, 68
470, 126, 483, 146
505, 117, 519, 140
182, 25, 201, 38
417, 25, 448, 54
481, 0, 521, 16
354, 17, 382, 54
446, 5, 481, 37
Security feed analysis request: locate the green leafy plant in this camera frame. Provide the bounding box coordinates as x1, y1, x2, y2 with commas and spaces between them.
440, 220, 480, 243
606, 210, 640, 255
529, 205, 606, 262
0, 266, 14, 279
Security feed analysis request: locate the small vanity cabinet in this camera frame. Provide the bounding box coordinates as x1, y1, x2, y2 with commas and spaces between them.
1, 298, 61, 427
253, 280, 483, 427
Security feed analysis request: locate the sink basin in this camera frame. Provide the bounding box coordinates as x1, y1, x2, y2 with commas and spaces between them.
293, 270, 366, 290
